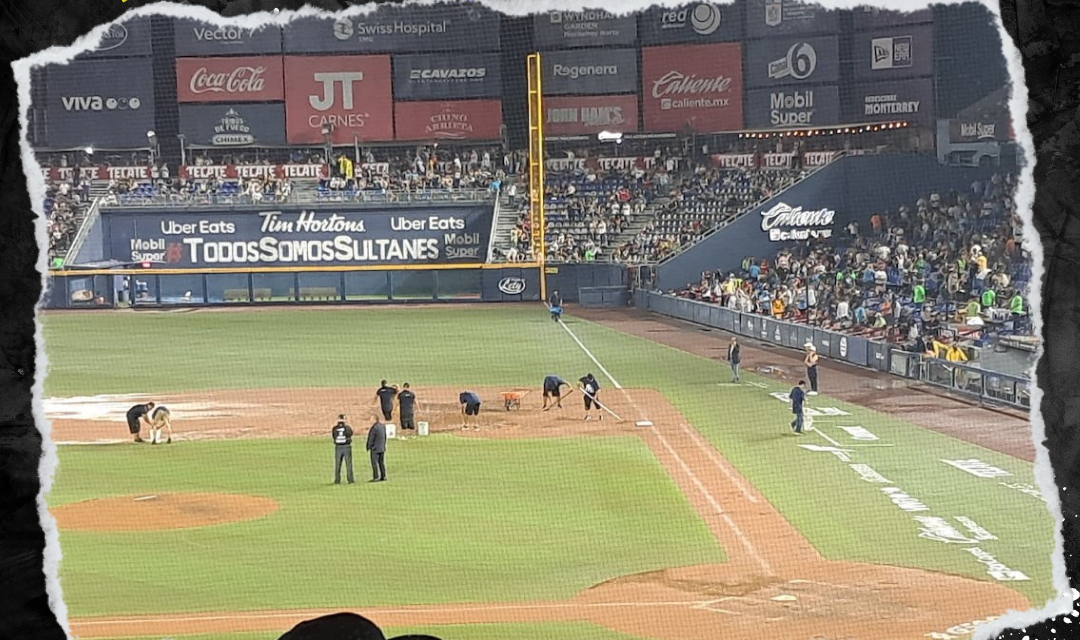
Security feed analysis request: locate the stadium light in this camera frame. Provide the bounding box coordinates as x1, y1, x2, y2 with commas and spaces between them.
597, 131, 623, 144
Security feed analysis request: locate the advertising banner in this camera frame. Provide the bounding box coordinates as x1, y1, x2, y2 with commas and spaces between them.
393, 100, 503, 141
541, 49, 638, 96
850, 79, 935, 124
282, 5, 500, 54
75, 17, 152, 59
852, 7, 933, 30
545, 156, 677, 173
173, 19, 283, 56
176, 56, 285, 103
41, 165, 154, 182
283, 55, 394, 144
103, 206, 495, 266
745, 85, 840, 128
948, 118, 1011, 143
41, 58, 155, 149
641, 44, 744, 133
392, 53, 501, 101
544, 95, 639, 136
177, 164, 327, 180
639, 3, 744, 45
853, 25, 934, 81
179, 104, 287, 147
744, 36, 839, 88
745, 0, 840, 37
533, 9, 637, 48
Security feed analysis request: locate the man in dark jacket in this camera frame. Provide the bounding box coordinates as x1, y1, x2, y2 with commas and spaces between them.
727, 337, 741, 383
549, 290, 563, 321
366, 413, 387, 482
332, 414, 354, 485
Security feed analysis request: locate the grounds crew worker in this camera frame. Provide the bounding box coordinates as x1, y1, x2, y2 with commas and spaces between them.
366, 413, 387, 482
579, 373, 602, 421
125, 401, 155, 443
542, 375, 571, 410
374, 380, 398, 421
332, 414, 354, 485
397, 383, 419, 438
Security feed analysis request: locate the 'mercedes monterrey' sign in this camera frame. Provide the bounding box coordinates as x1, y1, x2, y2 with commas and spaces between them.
759, 202, 835, 241
105, 206, 494, 267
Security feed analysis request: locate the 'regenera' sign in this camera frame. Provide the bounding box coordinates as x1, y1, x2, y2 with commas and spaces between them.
760, 202, 835, 241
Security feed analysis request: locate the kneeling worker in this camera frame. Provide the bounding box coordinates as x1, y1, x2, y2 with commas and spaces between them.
148, 404, 173, 444
460, 390, 482, 430
542, 375, 571, 410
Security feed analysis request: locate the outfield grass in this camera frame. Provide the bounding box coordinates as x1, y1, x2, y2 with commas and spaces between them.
51, 435, 723, 617
43, 306, 1059, 613
94, 622, 651, 640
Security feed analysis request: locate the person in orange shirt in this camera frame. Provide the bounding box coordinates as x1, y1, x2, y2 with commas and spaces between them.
771, 296, 785, 318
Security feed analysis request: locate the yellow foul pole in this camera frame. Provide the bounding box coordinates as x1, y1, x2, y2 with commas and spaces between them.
526, 52, 547, 302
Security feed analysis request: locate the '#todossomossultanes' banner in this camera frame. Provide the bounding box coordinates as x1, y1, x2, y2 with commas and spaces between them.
393, 100, 503, 141
103, 206, 494, 266
283, 55, 394, 144
544, 95, 639, 136
641, 43, 744, 133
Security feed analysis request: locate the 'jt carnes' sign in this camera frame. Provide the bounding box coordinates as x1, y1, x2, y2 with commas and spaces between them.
103, 206, 493, 267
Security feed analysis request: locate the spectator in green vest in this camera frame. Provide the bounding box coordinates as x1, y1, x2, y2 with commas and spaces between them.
1009, 290, 1027, 332
912, 281, 926, 309
584, 246, 597, 262
965, 298, 982, 320
981, 287, 996, 309
50, 256, 64, 270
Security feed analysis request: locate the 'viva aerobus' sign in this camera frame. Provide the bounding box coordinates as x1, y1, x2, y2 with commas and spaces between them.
760, 202, 835, 241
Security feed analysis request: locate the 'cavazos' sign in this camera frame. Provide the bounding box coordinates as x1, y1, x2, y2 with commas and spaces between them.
759, 202, 835, 241
393, 53, 501, 100
103, 206, 494, 267
498, 277, 526, 295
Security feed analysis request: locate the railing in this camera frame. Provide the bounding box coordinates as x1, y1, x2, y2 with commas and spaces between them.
62, 196, 102, 267
105, 188, 496, 209
634, 290, 1031, 411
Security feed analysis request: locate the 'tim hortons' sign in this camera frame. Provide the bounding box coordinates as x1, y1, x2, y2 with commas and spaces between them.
102, 205, 494, 267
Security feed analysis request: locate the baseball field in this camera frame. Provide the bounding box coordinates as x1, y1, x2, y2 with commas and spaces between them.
41, 304, 1056, 640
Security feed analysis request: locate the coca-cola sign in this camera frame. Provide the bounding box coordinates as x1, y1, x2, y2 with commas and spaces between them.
176, 57, 285, 103
760, 202, 835, 241
642, 44, 744, 133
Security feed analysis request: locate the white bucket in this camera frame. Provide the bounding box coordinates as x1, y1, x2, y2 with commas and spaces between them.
385, 423, 397, 439
418, 421, 430, 436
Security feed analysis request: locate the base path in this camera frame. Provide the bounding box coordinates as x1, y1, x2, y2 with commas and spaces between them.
51, 387, 1030, 640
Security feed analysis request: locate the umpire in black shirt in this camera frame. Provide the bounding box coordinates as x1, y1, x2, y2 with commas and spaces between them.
332, 414, 354, 484
366, 413, 387, 482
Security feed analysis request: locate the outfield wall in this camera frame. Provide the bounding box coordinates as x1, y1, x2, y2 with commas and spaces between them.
42, 263, 627, 309
656, 154, 996, 291
634, 290, 1031, 410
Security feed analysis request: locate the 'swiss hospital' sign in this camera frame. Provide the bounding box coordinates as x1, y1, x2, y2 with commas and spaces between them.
105, 207, 494, 267
760, 202, 835, 241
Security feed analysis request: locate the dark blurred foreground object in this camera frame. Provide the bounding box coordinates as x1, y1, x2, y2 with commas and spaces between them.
276, 612, 443, 640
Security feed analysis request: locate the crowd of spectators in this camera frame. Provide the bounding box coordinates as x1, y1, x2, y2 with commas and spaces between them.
46, 179, 92, 267
615, 166, 806, 263
675, 173, 1033, 345
502, 149, 677, 263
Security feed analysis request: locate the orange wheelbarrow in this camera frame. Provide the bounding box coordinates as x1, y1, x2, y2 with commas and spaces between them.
501, 390, 531, 410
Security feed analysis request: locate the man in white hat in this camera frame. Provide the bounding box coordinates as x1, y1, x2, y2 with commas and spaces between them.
803, 343, 820, 396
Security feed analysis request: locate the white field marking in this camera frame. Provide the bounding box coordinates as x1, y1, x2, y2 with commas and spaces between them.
678, 423, 759, 504
555, 319, 624, 390
557, 319, 772, 576
716, 383, 742, 387
74, 601, 714, 626
849, 444, 896, 448
813, 429, 844, 448
133, 496, 157, 501
745, 382, 769, 389
55, 440, 128, 446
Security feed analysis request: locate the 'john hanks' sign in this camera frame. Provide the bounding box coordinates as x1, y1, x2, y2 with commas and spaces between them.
760, 202, 835, 241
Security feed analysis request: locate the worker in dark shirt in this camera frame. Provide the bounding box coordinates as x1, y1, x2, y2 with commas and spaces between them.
366, 413, 387, 482
374, 380, 398, 421
549, 290, 563, 321
789, 380, 807, 435
397, 383, 419, 437
542, 375, 571, 410
579, 373, 602, 421
460, 390, 481, 430
332, 414, 354, 484
125, 401, 155, 443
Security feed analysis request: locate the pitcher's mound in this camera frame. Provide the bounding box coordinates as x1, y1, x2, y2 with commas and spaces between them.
51, 493, 278, 531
